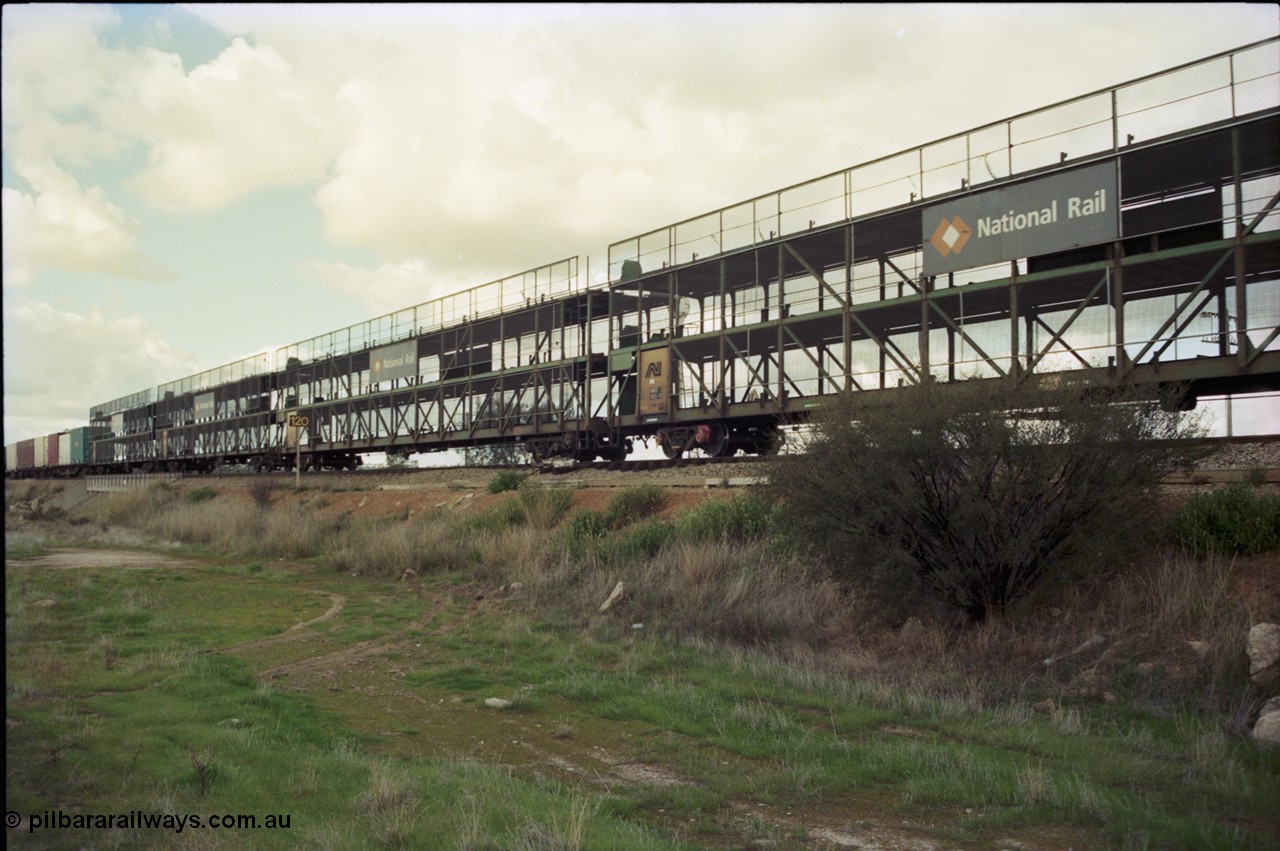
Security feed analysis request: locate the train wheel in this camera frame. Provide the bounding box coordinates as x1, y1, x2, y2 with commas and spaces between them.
753, 428, 785, 456
702, 423, 731, 458
662, 442, 684, 460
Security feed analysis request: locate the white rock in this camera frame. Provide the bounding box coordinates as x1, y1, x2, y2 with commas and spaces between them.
599, 581, 625, 613
1246, 623, 1280, 687
1253, 697, 1280, 746
484, 698, 513, 710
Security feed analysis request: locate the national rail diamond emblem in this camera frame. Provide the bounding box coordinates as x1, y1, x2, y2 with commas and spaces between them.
930, 216, 973, 258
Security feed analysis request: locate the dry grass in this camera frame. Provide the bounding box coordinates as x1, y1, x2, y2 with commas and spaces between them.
835, 548, 1261, 729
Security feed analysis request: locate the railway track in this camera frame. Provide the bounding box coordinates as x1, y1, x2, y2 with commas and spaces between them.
17, 435, 1277, 488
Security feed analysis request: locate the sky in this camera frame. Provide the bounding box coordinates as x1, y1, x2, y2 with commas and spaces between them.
3, 3, 1279, 446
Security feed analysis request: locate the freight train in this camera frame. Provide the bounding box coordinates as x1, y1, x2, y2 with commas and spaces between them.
6, 39, 1280, 479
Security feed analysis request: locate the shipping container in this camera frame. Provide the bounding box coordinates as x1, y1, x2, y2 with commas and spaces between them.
58, 432, 71, 467
35, 435, 48, 468
17, 439, 35, 469
48, 432, 62, 468
69, 427, 91, 465
5, 444, 16, 472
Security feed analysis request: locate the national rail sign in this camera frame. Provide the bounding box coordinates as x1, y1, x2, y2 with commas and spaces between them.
370, 339, 418, 384
922, 162, 1119, 277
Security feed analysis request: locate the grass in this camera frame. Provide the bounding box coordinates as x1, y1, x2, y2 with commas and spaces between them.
1174, 482, 1280, 556
7, 478, 1280, 849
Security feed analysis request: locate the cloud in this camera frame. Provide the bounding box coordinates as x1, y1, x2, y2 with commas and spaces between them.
307, 258, 483, 319
2, 158, 170, 284
1, 298, 204, 442
122, 37, 352, 212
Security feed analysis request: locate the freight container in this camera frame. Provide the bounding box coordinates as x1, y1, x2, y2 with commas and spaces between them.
17, 438, 35, 469
48, 432, 62, 468
58, 432, 71, 467
69, 427, 91, 465
5, 443, 16, 472
35, 435, 48, 468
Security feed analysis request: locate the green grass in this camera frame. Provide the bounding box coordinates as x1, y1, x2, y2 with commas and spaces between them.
9, 483, 1279, 850
1174, 483, 1280, 556
6, 562, 680, 851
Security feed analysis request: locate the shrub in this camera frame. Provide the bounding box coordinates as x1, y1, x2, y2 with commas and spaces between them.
248, 478, 275, 508
605, 519, 676, 563
458, 498, 527, 535
605, 485, 666, 529
768, 380, 1209, 622
561, 509, 610, 557
676, 492, 777, 544
185, 487, 218, 504
517, 479, 573, 528
1174, 484, 1280, 556
487, 470, 528, 493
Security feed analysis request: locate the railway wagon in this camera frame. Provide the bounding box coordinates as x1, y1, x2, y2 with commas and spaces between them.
6, 38, 1280, 480
4, 427, 93, 478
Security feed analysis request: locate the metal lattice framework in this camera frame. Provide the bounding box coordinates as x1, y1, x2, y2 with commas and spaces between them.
79, 39, 1279, 473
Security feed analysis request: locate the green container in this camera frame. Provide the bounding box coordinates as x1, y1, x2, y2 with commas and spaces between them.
69, 426, 91, 465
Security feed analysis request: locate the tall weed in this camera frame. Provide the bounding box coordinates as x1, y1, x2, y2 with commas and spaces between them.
604, 485, 666, 528
1173, 484, 1280, 556
676, 491, 777, 543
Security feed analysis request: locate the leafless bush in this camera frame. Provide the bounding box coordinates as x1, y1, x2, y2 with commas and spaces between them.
834, 548, 1257, 727
248, 478, 275, 508
769, 379, 1209, 622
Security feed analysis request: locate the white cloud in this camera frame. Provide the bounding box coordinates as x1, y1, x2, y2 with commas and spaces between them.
1, 298, 204, 443
122, 37, 352, 212
308, 258, 480, 319
2, 158, 169, 284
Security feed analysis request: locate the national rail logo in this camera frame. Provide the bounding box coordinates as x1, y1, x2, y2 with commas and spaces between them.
929, 215, 973, 258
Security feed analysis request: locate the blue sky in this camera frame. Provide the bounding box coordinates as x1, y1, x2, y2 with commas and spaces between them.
3, 3, 1278, 444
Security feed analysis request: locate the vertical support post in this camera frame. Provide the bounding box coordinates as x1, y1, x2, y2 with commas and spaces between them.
585, 289, 592, 428
919, 273, 931, 382
1010, 259, 1021, 380
844, 224, 853, 392
719, 259, 728, 412
777, 244, 786, 403
1112, 244, 1127, 373
1232, 126, 1250, 365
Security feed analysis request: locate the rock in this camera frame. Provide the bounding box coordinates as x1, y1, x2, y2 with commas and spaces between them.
33, 599, 55, 608
899, 616, 925, 642
599, 581, 625, 613
400, 569, 418, 581
1254, 697, 1280, 746
1074, 634, 1106, 654
484, 698, 513, 710
1186, 640, 1211, 659
1246, 623, 1280, 687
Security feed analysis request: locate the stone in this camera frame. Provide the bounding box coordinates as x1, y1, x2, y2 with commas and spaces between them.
899, 616, 925, 642
484, 698, 513, 710
599, 581, 625, 613
1185, 640, 1210, 659
1246, 623, 1280, 687
1253, 697, 1280, 746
